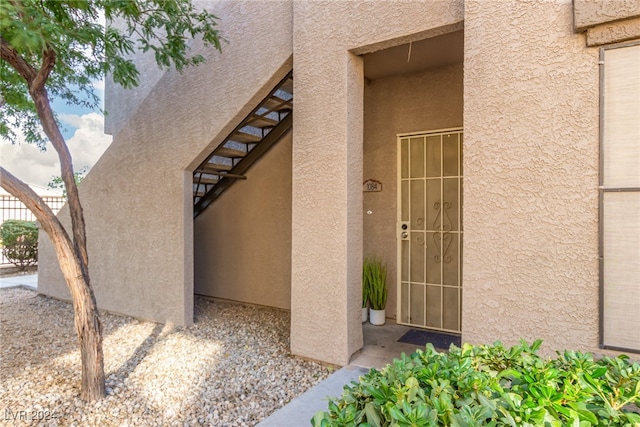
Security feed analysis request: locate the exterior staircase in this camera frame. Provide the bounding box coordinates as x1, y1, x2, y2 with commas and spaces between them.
193, 71, 293, 217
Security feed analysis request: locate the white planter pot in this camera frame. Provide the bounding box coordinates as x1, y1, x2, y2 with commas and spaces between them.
369, 309, 386, 326
362, 307, 368, 322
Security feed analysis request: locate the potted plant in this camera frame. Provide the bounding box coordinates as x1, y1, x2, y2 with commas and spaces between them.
364, 257, 387, 325
362, 264, 370, 322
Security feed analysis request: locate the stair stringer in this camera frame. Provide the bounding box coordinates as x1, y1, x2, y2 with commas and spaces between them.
194, 131, 293, 309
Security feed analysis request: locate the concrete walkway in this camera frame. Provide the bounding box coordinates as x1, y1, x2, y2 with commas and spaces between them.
257, 365, 369, 426
0, 273, 37, 290
258, 322, 420, 426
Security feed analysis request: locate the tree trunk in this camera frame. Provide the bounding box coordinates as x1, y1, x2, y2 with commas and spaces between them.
1, 33, 104, 401
0, 41, 89, 274
30, 85, 89, 275
0, 168, 106, 401
29, 68, 104, 402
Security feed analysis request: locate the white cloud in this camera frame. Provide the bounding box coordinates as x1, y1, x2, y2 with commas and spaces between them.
93, 79, 106, 93
0, 113, 112, 190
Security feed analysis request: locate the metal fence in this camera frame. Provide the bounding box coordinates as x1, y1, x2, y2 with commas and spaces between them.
1, 195, 66, 265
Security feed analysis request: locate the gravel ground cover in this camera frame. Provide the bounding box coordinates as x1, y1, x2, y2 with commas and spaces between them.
0, 288, 332, 426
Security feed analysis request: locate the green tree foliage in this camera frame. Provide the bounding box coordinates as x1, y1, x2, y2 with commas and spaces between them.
1, 0, 221, 145
48, 166, 87, 199
0, 219, 38, 269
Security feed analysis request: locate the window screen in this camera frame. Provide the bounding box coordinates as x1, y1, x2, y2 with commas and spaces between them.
601, 43, 640, 352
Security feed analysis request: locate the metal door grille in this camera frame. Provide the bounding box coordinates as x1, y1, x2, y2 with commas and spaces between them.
397, 129, 463, 333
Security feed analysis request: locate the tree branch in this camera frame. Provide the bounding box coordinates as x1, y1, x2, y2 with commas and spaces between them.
29, 87, 90, 277
1, 36, 89, 286
0, 37, 37, 85
32, 47, 56, 92
0, 166, 73, 262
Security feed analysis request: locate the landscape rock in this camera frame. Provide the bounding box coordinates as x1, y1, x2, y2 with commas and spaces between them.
0, 288, 331, 426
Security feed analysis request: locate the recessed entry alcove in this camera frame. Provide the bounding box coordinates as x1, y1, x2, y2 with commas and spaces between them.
362, 29, 464, 333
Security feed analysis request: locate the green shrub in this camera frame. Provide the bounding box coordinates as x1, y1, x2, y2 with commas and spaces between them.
312, 340, 640, 426
0, 219, 38, 269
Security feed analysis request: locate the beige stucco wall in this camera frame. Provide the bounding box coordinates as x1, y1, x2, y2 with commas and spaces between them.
104, 0, 227, 136
574, 0, 640, 31
291, 0, 463, 365
193, 133, 292, 309
462, 0, 601, 354
38, 0, 294, 326
573, 0, 640, 46
38, 0, 630, 367
585, 16, 640, 46
363, 63, 463, 321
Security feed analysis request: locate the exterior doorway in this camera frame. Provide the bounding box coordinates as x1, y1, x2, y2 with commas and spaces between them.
397, 129, 463, 333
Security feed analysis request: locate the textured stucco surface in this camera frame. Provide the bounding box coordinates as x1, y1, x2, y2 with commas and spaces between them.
193, 133, 292, 310
104, 0, 231, 137
38, 0, 294, 326
574, 0, 640, 31
38, 0, 628, 366
103, 32, 165, 137
585, 16, 640, 46
291, 0, 463, 365
363, 63, 463, 321
463, 0, 601, 354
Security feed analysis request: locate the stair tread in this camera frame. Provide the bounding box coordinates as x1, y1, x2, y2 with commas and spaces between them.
247, 115, 278, 128
198, 163, 232, 173
263, 97, 292, 113
216, 147, 246, 158
279, 78, 293, 95
193, 177, 218, 185
231, 131, 262, 144
203, 171, 247, 179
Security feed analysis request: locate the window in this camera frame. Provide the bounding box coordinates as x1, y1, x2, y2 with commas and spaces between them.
600, 42, 640, 352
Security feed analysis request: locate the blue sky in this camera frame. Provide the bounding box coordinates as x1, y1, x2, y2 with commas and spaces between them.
0, 82, 112, 193
52, 97, 95, 139
1, 9, 113, 194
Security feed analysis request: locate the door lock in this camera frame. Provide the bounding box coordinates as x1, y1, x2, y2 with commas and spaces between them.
398, 222, 410, 240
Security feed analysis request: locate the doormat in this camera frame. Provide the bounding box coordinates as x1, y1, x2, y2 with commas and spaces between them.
398, 329, 461, 350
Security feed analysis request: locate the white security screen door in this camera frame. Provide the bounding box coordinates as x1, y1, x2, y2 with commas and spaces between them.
397, 129, 462, 333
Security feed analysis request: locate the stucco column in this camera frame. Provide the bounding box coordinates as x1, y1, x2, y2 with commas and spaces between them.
290, 4, 364, 366
182, 170, 194, 326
